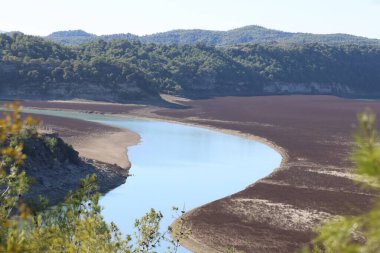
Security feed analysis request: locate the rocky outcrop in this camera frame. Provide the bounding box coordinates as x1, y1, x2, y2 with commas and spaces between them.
178, 78, 361, 99
13, 133, 128, 205
1, 82, 154, 103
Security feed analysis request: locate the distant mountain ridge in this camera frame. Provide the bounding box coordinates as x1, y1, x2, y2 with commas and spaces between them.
46, 29, 139, 45
49, 30, 95, 38
2, 32, 380, 102
45, 25, 380, 46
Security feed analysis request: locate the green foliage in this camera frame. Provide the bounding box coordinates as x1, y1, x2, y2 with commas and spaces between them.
14, 175, 129, 252
301, 110, 380, 253
44, 137, 58, 154
46, 26, 380, 46
2, 33, 380, 99
352, 111, 380, 184
167, 207, 192, 253
134, 208, 164, 252
0, 103, 190, 252
0, 103, 33, 251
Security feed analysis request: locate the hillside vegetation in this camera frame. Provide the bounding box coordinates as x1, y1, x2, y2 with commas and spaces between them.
47, 29, 139, 46
46, 26, 380, 46
0, 105, 187, 252
1, 32, 380, 101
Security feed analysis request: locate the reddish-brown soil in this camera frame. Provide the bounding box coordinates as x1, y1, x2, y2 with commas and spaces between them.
17, 96, 380, 252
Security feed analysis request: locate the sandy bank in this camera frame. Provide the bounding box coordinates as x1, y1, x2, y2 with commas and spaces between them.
28, 113, 140, 169
19, 96, 380, 252
65, 131, 139, 169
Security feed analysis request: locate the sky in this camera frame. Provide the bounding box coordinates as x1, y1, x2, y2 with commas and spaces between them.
1, 0, 380, 38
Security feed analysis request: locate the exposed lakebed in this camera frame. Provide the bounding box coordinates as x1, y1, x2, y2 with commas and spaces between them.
22, 108, 282, 252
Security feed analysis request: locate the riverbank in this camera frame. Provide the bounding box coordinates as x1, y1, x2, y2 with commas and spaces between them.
18, 95, 380, 252
13, 111, 141, 205
28, 113, 140, 169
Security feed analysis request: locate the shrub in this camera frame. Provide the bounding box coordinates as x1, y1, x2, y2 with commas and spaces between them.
301, 110, 380, 253
0, 103, 189, 252
45, 136, 58, 154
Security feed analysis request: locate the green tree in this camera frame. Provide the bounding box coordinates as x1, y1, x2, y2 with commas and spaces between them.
0, 103, 189, 252
301, 110, 380, 253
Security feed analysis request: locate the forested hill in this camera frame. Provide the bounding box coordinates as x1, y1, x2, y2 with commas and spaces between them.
1, 32, 380, 102
46, 26, 380, 46
47, 30, 139, 47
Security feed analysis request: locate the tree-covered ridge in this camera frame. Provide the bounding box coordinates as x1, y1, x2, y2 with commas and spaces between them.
46, 30, 140, 46
49, 30, 95, 38
46, 30, 98, 46
141, 25, 380, 46
46, 25, 380, 46
1, 32, 380, 101
226, 44, 380, 92
0, 33, 158, 101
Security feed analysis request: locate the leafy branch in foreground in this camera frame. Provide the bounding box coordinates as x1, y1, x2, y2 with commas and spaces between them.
301, 109, 380, 253
0, 102, 190, 253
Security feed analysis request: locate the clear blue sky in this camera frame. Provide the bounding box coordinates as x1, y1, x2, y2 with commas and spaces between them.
1, 0, 380, 38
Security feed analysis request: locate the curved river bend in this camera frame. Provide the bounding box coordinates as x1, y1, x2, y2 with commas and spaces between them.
23, 109, 282, 252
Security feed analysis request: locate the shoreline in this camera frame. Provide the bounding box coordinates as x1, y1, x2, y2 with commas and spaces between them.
19, 102, 288, 253
64, 130, 140, 169
17, 96, 379, 252
22, 104, 288, 182
22, 104, 288, 167
23, 110, 141, 170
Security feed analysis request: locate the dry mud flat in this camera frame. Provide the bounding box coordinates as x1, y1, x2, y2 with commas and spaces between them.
21, 96, 380, 252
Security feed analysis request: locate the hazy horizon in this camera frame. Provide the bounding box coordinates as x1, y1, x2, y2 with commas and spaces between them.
1, 0, 380, 39
3, 24, 380, 40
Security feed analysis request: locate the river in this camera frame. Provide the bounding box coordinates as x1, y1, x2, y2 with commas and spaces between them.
21, 109, 282, 252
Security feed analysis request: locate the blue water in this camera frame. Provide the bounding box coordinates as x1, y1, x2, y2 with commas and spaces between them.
21, 109, 282, 252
